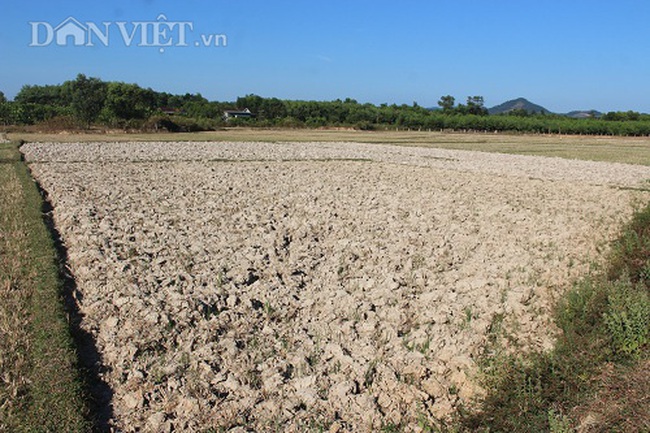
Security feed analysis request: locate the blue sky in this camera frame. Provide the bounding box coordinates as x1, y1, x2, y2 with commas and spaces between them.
1, 0, 650, 112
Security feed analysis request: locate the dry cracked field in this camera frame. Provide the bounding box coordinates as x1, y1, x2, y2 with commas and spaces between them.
23, 141, 650, 432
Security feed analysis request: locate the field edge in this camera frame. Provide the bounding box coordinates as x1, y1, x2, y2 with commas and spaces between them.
0, 141, 91, 432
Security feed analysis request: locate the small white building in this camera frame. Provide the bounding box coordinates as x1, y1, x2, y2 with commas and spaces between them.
223, 108, 254, 121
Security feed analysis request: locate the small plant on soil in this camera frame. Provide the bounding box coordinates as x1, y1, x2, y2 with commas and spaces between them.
460, 306, 474, 330
364, 360, 378, 389
264, 300, 277, 319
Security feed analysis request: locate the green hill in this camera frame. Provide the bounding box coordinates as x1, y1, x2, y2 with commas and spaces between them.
488, 97, 550, 115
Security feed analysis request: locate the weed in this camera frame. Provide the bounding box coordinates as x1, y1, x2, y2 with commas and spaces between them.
264, 300, 277, 319
403, 337, 431, 356
179, 352, 191, 371
419, 338, 431, 355
151, 367, 167, 385
306, 418, 332, 432
547, 409, 572, 433
216, 265, 229, 288
337, 261, 349, 280
484, 312, 505, 354
603, 281, 650, 358
411, 254, 426, 270
364, 360, 378, 388
460, 306, 474, 330
381, 422, 402, 432
567, 256, 575, 269
244, 368, 262, 390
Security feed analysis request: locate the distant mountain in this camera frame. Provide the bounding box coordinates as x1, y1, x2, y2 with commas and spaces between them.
564, 110, 602, 119
488, 97, 550, 115
431, 97, 604, 117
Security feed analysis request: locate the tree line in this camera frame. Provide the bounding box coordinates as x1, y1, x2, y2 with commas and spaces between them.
2, 74, 650, 136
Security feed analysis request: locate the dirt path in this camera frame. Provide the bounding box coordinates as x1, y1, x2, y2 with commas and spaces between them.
25, 142, 650, 432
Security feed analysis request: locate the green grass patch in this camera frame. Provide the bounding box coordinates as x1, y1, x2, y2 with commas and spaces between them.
0, 141, 89, 432
457, 203, 650, 432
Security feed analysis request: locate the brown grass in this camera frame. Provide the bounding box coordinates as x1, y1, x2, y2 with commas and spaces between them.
572, 361, 650, 432
8, 128, 650, 165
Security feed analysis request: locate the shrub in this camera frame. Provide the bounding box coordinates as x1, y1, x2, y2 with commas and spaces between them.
144, 115, 217, 132
604, 281, 650, 358
32, 115, 79, 132
608, 203, 650, 289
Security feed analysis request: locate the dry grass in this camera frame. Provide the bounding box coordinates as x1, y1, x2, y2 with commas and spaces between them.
8, 128, 650, 165
0, 142, 88, 432
572, 360, 650, 433
0, 160, 32, 432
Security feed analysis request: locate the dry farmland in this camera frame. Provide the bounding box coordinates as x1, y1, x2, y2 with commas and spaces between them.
22, 141, 650, 432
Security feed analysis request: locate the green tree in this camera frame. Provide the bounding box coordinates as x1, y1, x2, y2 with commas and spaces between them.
14, 84, 69, 106
438, 95, 455, 112
8, 102, 31, 124
259, 97, 288, 121
0, 93, 8, 125
68, 74, 107, 127
466, 96, 488, 116
508, 108, 531, 117
103, 82, 156, 121
236, 94, 264, 114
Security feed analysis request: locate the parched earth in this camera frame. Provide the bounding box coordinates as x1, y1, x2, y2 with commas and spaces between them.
23, 141, 650, 432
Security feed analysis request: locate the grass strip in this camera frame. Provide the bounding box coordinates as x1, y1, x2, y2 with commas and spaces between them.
0, 141, 89, 432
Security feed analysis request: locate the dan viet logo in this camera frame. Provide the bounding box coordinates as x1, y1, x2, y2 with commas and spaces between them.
29, 14, 227, 52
